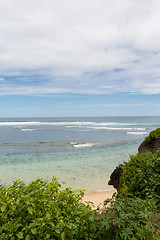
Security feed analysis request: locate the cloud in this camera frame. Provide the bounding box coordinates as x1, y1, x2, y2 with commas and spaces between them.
0, 0, 160, 95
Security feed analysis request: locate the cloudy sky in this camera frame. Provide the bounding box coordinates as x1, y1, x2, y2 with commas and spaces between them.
0, 0, 160, 117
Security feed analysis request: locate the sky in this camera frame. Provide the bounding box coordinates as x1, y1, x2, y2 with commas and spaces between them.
0, 0, 160, 117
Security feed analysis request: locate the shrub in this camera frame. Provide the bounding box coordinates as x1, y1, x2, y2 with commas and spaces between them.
99, 195, 160, 240
120, 150, 160, 210
0, 173, 160, 239
144, 128, 160, 145
0, 177, 100, 240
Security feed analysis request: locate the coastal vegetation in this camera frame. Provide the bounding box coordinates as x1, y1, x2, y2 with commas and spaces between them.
0, 177, 99, 239
0, 129, 160, 239
120, 151, 160, 210
138, 127, 160, 154
0, 173, 159, 239
144, 128, 160, 145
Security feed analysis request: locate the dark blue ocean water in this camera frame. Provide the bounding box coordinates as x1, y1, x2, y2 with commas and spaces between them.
0, 116, 159, 191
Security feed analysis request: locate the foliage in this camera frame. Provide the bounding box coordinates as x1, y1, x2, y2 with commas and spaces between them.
144, 128, 160, 145
99, 194, 160, 240
120, 150, 160, 210
105, 135, 160, 239
0, 177, 100, 240
1, 127, 160, 239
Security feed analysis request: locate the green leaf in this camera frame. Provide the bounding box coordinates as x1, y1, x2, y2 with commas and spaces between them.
28, 207, 33, 215
17, 232, 23, 239
131, 237, 138, 240
31, 228, 37, 235
25, 235, 31, 240
55, 229, 60, 234
1, 205, 6, 212
61, 232, 65, 240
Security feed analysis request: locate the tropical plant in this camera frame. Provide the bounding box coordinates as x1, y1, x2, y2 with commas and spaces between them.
0, 177, 99, 239
99, 195, 160, 240
144, 128, 160, 145
120, 150, 160, 210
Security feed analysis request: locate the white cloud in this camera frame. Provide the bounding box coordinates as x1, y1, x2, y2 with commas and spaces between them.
0, 0, 160, 95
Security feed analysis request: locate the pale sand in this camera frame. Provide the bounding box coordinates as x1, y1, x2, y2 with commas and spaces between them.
83, 189, 116, 209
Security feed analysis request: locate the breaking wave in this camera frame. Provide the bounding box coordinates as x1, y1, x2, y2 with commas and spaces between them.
66, 126, 146, 131
0, 121, 147, 127
126, 132, 148, 135
70, 142, 97, 148
20, 128, 37, 131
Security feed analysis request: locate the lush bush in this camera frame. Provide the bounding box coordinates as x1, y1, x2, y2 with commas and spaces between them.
0, 177, 100, 240
144, 128, 160, 145
0, 174, 160, 239
99, 195, 160, 240
120, 150, 160, 210
104, 142, 160, 239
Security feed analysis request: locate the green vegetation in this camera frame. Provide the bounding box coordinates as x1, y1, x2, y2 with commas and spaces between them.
144, 128, 160, 145
100, 195, 160, 239
120, 150, 160, 210
116, 149, 160, 239
0, 177, 100, 239
0, 176, 160, 239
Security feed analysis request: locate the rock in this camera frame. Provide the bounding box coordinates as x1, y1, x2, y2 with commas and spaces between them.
108, 165, 123, 191
138, 138, 160, 153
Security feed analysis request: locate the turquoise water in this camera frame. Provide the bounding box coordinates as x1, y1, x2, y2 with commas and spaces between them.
0, 117, 159, 191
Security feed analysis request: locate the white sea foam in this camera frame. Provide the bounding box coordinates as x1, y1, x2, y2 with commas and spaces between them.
0, 121, 144, 127
0, 122, 42, 126
70, 142, 78, 145
64, 122, 139, 127
86, 127, 146, 130
0, 121, 96, 126
20, 128, 36, 131
72, 143, 96, 148
66, 126, 146, 131
126, 132, 148, 135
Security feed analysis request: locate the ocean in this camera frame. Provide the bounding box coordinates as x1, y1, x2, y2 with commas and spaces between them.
0, 116, 160, 191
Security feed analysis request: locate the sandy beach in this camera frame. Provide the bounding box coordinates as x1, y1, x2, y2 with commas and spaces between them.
83, 188, 116, 209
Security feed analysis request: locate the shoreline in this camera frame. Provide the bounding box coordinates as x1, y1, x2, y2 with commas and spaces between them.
83, 188, 116, 208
